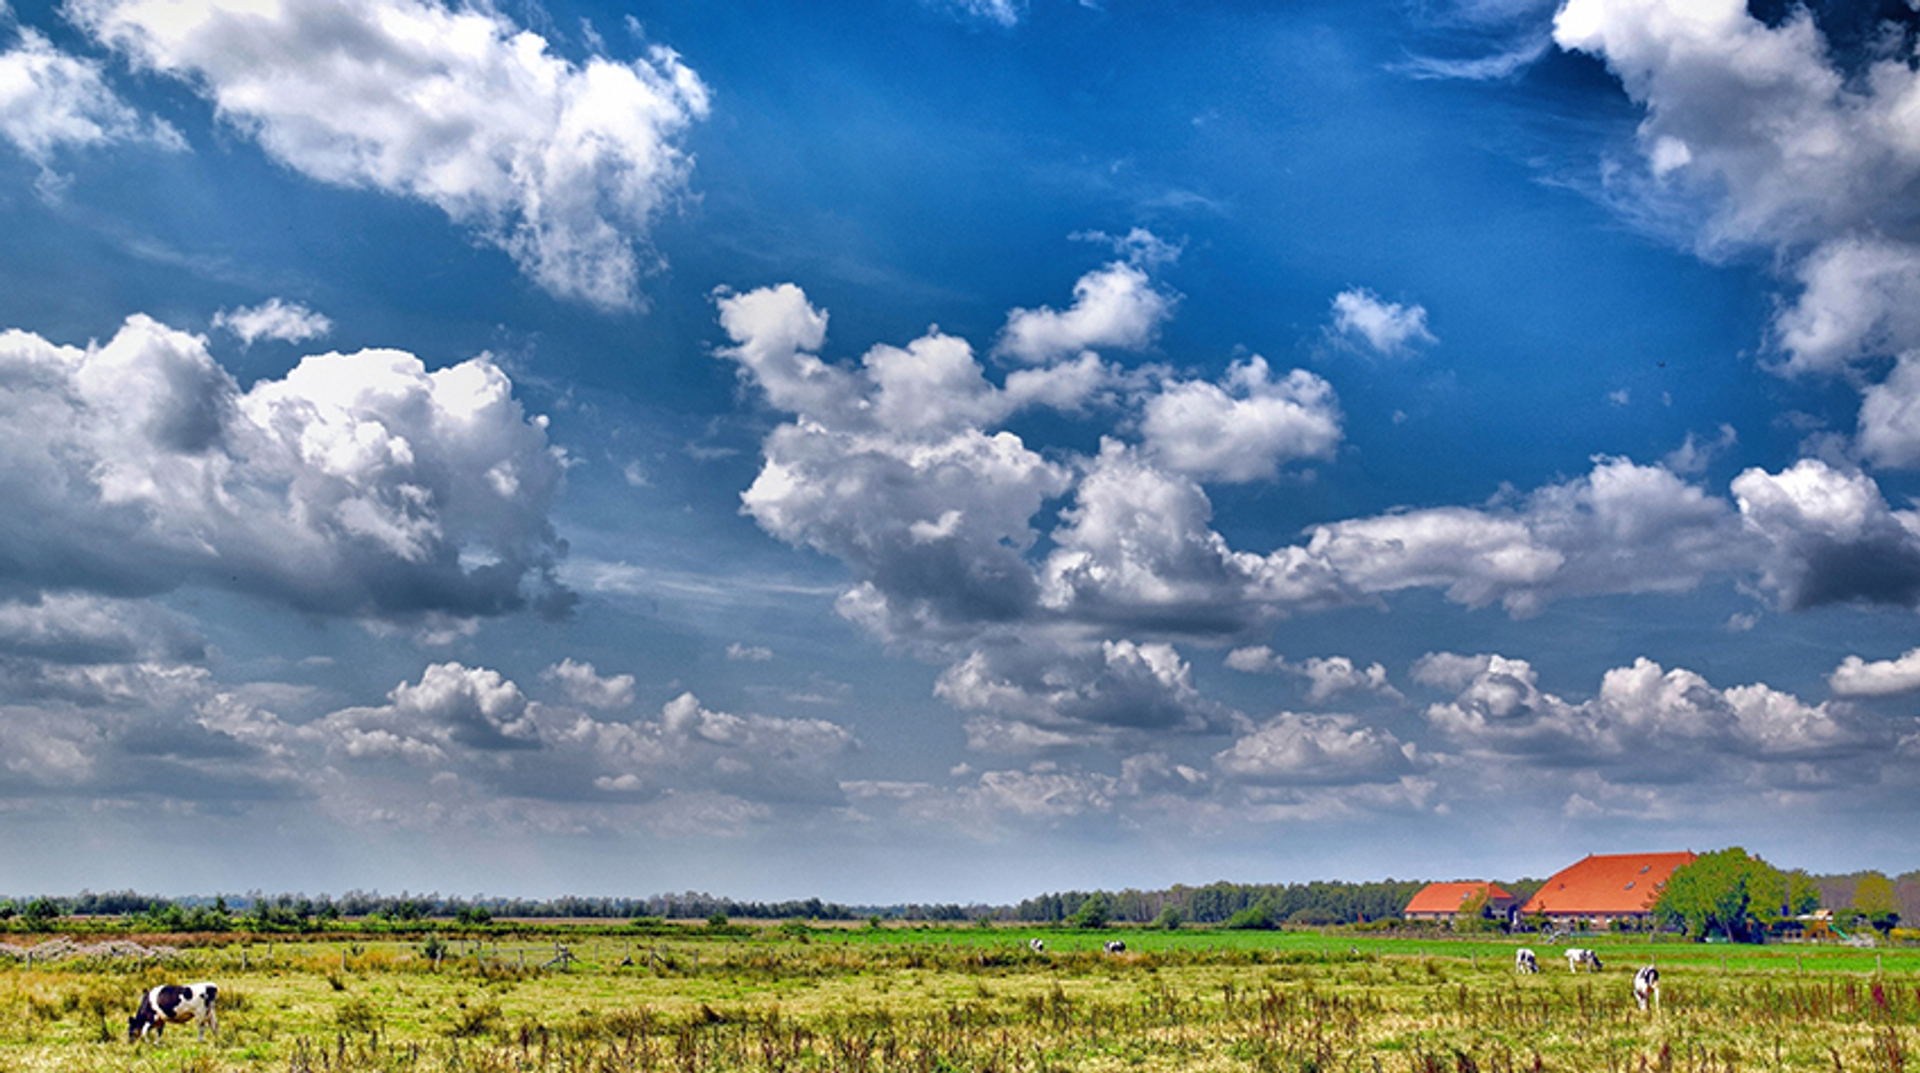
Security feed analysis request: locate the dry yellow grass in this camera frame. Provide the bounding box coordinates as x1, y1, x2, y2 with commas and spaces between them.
0, 933, 1910, 1071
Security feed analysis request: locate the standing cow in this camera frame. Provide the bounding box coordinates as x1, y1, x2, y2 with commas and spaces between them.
1028, 938, 1046, 953
1515, 948, 1538, 974
1633, 966, 1660, 1011
128, 982, 218, 1043
1566, 948, 1602, 973
1104, 940, 1126, 954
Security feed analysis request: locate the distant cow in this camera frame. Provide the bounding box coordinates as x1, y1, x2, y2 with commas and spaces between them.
1104, 940, 1126, 954
1028, 938, 1045, 953
1515, 948, 1538, 974
1566, 948, 1602, 973
1633, 965, 1660, 1011
128, 983, 218, 1043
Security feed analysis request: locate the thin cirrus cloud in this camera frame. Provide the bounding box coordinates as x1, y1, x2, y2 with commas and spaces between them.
67, 0, 710, 310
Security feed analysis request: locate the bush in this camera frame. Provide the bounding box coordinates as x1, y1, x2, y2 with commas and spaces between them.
1226, 904, 1276, 930
1154, 906, 1184, 930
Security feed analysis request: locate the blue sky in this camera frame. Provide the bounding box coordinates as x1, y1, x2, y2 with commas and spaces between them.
1, 0, 1917, 903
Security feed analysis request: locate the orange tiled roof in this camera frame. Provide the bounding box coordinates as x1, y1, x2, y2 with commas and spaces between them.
1404, 881, 1515, 915
1520, 852, 1697, 916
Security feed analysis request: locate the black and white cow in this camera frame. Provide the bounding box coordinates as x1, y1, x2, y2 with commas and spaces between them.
1565, 948, 1602, 973
1104, 940, 1126, 954
1515, 948, 1538, 974
1028, 938, 1046, 953
128, 983, 218, 1043
1633, 965, 1660, 1011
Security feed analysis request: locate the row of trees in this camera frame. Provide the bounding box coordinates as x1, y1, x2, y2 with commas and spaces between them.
5, 855, 1908, 938
1009, 879, 1435, 928
0, 889, 983, 931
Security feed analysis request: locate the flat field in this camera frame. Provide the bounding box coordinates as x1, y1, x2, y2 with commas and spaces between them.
1, 927, 1913, 1072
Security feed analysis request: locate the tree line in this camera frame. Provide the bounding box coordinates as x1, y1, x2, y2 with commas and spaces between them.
3, 855, 1912, 936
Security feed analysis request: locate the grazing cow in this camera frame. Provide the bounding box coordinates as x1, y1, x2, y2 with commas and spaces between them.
1515, 948, 1538, 974
1104, 940, 1126, 954
1028, 938, 1046, 953
128, 983, 218, 1043
1566, 948, 1602, 973
1633, 966, 1660, 1011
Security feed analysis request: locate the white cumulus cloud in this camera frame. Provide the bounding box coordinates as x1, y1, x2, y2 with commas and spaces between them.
1140, 356, 1342, 483
0, 312, 569, 619
213, 298, 333, 346
1830, 648, 1920, 698
70, 0, 709, 309
1328, 288, 1436, 357
0, 26, 181, 168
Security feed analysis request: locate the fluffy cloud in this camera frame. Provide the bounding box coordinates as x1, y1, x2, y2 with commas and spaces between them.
0, 645, 864, 833
213, 298, 333, 346
1224, 647, 1401, 703
0, 313, 568, 618
70, 0, 709, 309
936, 639, 1227, 737
1830, 647, 1920, 698
542, 658, 635, 710
1554, 0, 1920, 463
1213, 712, 1412, 784
1140, 356, 1342, 483
1308, 455, 1747, 615
1772, 238, 1920, 379
0, 26, 181, 167
1731, 458, 1920, 610
996, 261, 1175, 365
719, 263, 1920, 738
1420, 652, 1870, 774
1328, 288, 1436, 356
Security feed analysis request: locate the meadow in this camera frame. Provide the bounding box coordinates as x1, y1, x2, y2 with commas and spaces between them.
0, 925, 1913, 1072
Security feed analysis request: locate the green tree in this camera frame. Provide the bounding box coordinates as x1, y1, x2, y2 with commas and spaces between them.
1852, 872, 1900, 931
1153, 905, 1183, 930
1452, 889, 1501, 934
21, 898, 60, 930
1071, 892, 1111, 929
1654, 846, 1787, 941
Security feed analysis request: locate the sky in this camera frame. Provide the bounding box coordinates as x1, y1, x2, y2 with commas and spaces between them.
0, 0, 1918, 905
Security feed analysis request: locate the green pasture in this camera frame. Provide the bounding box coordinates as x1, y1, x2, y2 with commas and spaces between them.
0, 926, 1913, 1071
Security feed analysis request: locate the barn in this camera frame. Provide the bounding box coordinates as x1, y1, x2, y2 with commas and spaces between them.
1521, 851, 1697, 931
1403, 881, 1517, 925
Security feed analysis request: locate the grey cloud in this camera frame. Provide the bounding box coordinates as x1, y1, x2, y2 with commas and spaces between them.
1732, 458, 1920, 610
0, 314, 569, 620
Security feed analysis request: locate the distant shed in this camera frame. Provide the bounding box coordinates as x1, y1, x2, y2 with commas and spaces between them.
1403, 882, 1517, 924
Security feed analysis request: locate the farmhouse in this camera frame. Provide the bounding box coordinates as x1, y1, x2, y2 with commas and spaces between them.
1403, 881, 1517, 925
1521, 851, 1697, 930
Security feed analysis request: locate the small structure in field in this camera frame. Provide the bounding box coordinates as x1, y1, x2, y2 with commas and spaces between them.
1403, 882, 1517, 926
